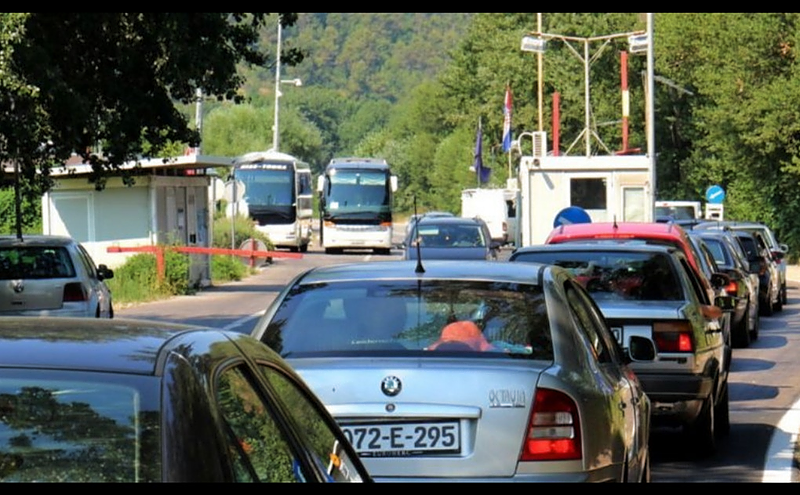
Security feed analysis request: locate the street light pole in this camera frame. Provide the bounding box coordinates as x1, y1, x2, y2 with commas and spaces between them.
272, 20, 283, 152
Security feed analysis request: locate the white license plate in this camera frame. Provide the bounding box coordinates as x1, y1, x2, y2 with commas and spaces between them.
341, 421, 461, 456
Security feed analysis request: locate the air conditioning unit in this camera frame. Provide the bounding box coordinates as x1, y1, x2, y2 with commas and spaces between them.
532, 131, 547, 158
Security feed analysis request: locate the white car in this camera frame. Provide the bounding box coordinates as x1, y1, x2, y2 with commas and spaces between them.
0, 235, 114, 318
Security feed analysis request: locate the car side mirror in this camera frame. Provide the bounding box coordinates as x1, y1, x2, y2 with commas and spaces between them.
709, 272, 731, 290
715, 294, 736, 312
779, 243, 789, 253
627, 335, 656, 362
97, 264, 114, 281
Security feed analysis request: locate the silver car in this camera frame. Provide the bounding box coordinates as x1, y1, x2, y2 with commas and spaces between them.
0, 235, 114, 318
510, 242, 732, 458
251, 260, 653, 482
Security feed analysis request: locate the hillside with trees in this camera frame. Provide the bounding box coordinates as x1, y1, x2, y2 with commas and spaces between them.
4, 13, 800, 256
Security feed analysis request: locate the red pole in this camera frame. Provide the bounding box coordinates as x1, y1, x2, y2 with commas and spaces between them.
156, 246, 165, 283
552, 92, 560, 156
621, 50, 630, 153
249, 237, 256, 269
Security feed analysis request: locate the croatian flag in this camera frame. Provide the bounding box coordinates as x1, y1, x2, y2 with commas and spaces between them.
502, 84, 513, 153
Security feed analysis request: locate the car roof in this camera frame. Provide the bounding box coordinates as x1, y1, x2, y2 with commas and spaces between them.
547, 221, 688, 242
294, 260, 546, 286
416, 216, 483, 226
0, 317, 229, 375
0, 235, 77, 247
513, 242, 678, 256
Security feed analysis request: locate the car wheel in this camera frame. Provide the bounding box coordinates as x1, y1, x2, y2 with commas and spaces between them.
750, 309, 760, 341
774, 289, 783, 312
760, 292, 774, 317
109, 303, 114, 319
714, 381, 730, 438
781, 283, 788, 305
732, 306, 751, 348
689, 392, 716, 458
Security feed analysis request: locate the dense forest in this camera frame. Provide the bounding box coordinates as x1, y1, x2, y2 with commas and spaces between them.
4, 13, 800, 256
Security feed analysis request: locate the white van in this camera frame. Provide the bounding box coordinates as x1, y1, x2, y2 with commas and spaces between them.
460, 188, 517, 246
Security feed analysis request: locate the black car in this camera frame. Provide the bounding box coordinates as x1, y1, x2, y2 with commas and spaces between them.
0, 317, 371, 483
729, 230, 782, 316
690, 229, 760, 347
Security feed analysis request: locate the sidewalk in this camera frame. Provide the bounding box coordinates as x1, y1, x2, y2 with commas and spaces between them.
788, 264, 800, 284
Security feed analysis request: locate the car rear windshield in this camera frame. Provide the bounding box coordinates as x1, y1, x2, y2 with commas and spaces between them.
0, 370, 161, 482
513, 251, 684, 301
263, 279, 552, 360
0, 246, 76, 280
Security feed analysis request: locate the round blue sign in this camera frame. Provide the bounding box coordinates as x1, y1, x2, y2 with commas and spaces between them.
706, 185, 725, 204
554, 206, 592, 228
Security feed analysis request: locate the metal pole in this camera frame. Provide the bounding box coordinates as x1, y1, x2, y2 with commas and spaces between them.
195, 88, 203, 155
647, 13, 656, 219
584, 39, 591, 157
537, 13, 543, 132
272, 20, 282, 152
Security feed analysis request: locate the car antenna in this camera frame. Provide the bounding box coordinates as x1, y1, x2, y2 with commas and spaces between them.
413, 196, 425, 273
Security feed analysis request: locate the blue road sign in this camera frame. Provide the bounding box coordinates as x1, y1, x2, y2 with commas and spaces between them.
706, 185, 725, 204
554, 206, 592, 228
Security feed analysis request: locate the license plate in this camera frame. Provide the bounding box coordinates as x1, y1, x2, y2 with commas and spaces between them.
611, 326, 623, 345
340, 421, 461, 456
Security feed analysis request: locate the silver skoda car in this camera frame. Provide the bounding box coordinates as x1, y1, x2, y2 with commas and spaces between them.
251, 260, 654, 482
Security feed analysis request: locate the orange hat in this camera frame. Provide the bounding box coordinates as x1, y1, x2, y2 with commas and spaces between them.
429, 321, 494, 351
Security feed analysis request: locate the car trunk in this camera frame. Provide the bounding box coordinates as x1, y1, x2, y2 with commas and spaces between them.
290, 356, 547, 479
0, 279, 68, 312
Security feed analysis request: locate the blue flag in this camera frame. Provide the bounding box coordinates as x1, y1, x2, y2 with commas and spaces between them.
473, 118, 491, 184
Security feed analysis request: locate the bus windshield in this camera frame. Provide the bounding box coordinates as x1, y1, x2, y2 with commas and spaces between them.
237, 167, 295, 208
326, 170, 390, 213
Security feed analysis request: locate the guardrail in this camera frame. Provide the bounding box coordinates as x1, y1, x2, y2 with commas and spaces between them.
107, 242, 302, 281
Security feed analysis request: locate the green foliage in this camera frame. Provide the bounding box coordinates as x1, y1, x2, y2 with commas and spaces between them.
212, 214, 273, 252
0, 187, 42, 235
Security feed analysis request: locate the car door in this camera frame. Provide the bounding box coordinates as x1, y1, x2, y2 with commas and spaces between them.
563, 279, 648, 479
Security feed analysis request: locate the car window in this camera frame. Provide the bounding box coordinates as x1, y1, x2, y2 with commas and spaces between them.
76, 244, 99, 279
0, 246, 76, 280
262, 280, 553, 359
0, 372, 161, 482
564, 281, 615, 363
512, 250, 683, 301
677, 256, 709, 305
259, 364, 364, 482
216, 365, 304, 482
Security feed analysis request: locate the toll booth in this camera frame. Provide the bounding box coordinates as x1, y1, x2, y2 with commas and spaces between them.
519, 153, 654, 246
41, 153, 234, 287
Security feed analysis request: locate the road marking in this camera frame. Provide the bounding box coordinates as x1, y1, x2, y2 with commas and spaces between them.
762, 391, 800, 482
221, 310, 266, 333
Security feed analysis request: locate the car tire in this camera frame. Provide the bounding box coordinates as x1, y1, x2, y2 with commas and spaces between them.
732, 306, 751, 348
760, 292, 774, 317
750, 309, 760, 341
774, 289, 783, 312
109, 304, 114, 319
781, 283, 788, 305
714, 382, 730, 438
689, 392, 716, 458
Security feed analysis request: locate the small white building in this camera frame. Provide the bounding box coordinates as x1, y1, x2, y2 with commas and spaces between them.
42, 153, 234, 286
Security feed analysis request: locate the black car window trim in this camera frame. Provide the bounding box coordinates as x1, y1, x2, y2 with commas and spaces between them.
255, 360, 368, 483
213, 360, 315, 482
250, 359, 340, 482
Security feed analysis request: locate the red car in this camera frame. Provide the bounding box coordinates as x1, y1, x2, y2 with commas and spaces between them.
545, 221, 732, 313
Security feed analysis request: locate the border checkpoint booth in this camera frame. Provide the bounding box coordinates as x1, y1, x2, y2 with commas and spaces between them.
517, 132, 654, 246
41, 152, 234, 287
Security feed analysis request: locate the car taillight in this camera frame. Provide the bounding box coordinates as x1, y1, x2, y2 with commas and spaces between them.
771, 251, 783, 265
520, 388, 581, 461
653, 321, 694, 352
724, 280, 738, 294
63, 282, 87, 302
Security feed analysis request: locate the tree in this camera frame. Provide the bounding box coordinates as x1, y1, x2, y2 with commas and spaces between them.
0, 13, 303, 200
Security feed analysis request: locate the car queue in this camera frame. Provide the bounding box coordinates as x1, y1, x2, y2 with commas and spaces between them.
0, 215, 791, 483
